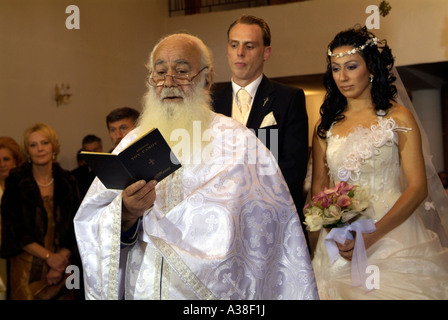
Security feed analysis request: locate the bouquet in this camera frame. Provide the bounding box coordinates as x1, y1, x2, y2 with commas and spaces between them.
305, 181, 376, 290
303, 181, 370, 232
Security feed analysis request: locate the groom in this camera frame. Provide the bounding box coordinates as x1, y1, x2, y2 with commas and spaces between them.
212, 15, 310, 241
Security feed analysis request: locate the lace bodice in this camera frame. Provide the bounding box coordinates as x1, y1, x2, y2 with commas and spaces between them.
326, 117, 411, 221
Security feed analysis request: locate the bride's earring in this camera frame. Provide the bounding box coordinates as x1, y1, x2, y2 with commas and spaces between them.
370, 75, 374, 83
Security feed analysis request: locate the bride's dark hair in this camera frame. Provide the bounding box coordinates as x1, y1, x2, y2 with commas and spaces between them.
317, 26, 397, 139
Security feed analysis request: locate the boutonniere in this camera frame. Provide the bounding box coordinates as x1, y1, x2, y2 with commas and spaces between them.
262, 97, 269, 107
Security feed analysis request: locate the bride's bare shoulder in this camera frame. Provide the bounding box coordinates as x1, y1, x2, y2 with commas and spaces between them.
387, 101, 419, 129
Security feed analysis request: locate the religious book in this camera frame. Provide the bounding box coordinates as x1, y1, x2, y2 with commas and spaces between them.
80, 128, 181, 190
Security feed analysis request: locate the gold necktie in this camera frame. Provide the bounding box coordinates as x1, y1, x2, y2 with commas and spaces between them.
237, 88, 252, 124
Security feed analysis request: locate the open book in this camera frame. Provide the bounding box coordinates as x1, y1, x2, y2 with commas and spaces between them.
80, 128, 181, 190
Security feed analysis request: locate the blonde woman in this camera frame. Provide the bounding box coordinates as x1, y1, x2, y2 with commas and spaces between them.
0, 123, 81, 300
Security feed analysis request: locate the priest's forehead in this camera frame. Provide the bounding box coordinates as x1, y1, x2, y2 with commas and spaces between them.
152, 36, 202, 71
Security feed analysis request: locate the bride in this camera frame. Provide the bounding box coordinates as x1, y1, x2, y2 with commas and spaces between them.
309, 26, 448, 299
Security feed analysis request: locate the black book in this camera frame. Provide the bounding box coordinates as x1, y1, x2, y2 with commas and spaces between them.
80, 128, 181, 190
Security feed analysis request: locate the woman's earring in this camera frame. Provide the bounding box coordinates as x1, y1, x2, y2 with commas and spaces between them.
370, 75, 374, 83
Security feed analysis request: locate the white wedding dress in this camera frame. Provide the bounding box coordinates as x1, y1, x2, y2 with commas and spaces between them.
312, 116, 448, 299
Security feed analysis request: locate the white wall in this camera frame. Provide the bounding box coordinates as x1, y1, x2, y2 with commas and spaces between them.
167, 0, 448, 168
0, 0, 447, 170
0, 0, 167, 169
167, 0, 448, 82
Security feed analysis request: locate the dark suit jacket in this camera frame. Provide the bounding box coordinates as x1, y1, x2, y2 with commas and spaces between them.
1, 162, 81, 259
212, 75, 309, 230
71, 164, 95, 200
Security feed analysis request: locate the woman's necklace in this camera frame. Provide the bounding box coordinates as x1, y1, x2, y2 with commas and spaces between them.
36, 178, 54, 187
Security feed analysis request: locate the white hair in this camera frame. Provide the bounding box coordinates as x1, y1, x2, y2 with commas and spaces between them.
146, 33, 214, 87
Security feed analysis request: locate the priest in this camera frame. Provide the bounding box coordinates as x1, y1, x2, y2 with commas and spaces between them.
74, 33, 318, 300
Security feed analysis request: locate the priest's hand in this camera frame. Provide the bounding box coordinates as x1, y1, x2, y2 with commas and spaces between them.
122, 179, 157, 232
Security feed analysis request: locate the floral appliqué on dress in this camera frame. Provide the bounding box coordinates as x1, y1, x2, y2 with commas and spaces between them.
327, 117, 411, 183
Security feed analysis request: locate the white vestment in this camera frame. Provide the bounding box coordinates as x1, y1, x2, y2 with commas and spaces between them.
74, 113, 318, 300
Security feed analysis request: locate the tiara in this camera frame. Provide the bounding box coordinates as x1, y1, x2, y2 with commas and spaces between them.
328, 37, 378, 58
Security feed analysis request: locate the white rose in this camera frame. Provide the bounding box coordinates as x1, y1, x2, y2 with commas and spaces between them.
304, 205, 324, 217
304, 214, 324, 232
324, 205, 342, 219
350, 186, 370, 212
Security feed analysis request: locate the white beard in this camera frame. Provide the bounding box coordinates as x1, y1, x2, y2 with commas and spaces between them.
138, 83, 214, 165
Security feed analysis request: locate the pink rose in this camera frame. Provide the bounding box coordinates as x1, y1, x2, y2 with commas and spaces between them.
312, 190, 332, 207
322, 196, 333, 208
336, 194, 351, 208
324, 186, 338, 197
335, 181, 355, 195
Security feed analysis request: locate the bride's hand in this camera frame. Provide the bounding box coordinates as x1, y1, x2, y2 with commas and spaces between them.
337, 232, 356, 261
